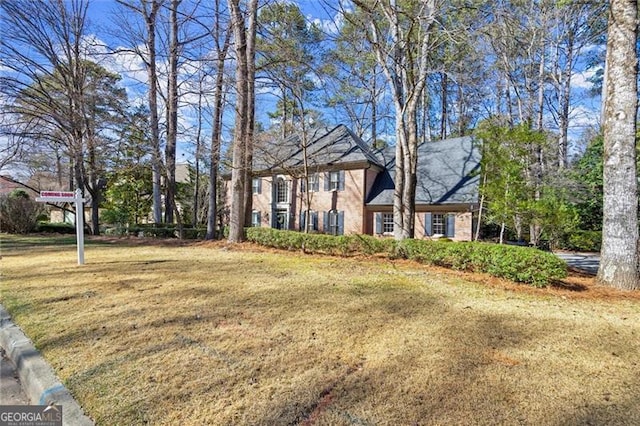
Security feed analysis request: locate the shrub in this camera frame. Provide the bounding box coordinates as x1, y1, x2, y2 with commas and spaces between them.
128, 225, 176, 238
245, 228, 567, 287
183, 228, 207, 239
37, 222, 76, 234
557, 230, 601, 252
245, 228, 397, 257
0, 190, 44, 234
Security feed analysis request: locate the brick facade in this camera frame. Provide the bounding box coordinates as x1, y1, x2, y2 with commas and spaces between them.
225, 126, 479, 241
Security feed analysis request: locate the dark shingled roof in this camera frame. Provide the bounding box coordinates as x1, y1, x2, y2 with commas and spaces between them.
366, 136, 480, 206
253, 124, 384, 172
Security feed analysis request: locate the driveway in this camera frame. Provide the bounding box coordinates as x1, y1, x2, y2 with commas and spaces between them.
555, 252, 600, 276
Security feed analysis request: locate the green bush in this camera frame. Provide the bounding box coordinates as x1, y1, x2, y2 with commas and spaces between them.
245, 228, 397, 257
182, 228, 207, 239
245, 228, 567, 287
128, 225, 176, 238
37, 222, 76, 234
557, 230, 601, 252
0, 190, 44, 234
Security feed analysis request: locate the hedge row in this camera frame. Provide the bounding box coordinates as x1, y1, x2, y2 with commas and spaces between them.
245, 228, 567, 287
397, 239, 567, 287
245, 227, 396, 256
104, 225, 207, 239
37, 222, 76, 234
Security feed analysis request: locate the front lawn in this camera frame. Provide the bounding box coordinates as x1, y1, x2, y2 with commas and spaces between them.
1, 234, 639, 425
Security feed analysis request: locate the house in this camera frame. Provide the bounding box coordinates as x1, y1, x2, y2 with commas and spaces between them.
232, 124, 480, 241
0, 175, 38, 197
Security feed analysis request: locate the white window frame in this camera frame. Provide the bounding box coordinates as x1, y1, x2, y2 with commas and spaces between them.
308, 173, 319, 192
432, 213, 446, 235
275, 177, 288, 203
328, 210, 339, 235
329, 171, 340, 191
382, 212, 394, 234
252, 177, 261, 194
251, 210, 261, 227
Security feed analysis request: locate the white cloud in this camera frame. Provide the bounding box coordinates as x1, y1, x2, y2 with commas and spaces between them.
569, 103, 600, 129
571, 68, 600, 91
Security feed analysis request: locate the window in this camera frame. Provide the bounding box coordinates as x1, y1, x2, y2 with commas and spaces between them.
309, 173, 319, 192
252, 178, 261, 194
300, 173, 319, 193
432, 213, 445, 235
329, 171, 340, 190
325, 210, 344, 235
329, 172, 340, 191
275, 177, 288, 203
300, 210, 318, 231
382, 213, 394, 234
251, 211, 261, 227
324, 170, 344, 191
329, 210, 339, 235
424, 212, 455, 238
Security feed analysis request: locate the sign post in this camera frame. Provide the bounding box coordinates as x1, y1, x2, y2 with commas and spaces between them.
35, 189, 87, 265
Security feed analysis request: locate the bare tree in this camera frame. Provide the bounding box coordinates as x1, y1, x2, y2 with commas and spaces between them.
351, 0, 438, 240
164, 0, 181, 225
597, 0, 639, 290
205, 0, 232, 240
1, 0, 127, 234
227, 0, 257, 243
115, 0, 164, 224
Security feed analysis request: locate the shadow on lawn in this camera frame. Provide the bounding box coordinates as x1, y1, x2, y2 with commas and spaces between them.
256, 308, 640, 425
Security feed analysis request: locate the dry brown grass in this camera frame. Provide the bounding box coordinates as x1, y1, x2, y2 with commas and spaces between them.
1, 234, 639, 425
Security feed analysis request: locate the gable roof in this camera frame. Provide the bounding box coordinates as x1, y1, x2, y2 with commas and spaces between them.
253, 124, 384, 173
366, 136, 480, 206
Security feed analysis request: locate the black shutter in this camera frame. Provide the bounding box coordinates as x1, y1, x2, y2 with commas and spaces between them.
324, 172, 330, 191
338, 170, 345, 191
425, 213, 432, 236
338, 211, 345, 235
446, 214, 455, 238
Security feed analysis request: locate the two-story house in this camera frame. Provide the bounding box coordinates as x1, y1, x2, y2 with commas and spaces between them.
232, 124, 480, 241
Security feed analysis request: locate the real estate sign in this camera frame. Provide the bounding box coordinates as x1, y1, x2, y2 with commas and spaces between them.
35, 189, 86, 265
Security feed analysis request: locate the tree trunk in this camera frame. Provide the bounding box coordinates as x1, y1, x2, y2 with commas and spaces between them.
206, 3, 231, 240
227, 0, 256, 243
143, 0, 163, 224
243, 0, 257, 229
597, 0, 639, 290
558, 33, 574, 168
164, 0, 180, 224
440, 72, 447, 139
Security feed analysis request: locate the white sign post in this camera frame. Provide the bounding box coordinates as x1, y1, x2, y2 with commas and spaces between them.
36, 189, 87, 265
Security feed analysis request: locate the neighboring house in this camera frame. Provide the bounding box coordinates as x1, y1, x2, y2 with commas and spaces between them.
228, 124, 480, 241
0, 175, 38, 197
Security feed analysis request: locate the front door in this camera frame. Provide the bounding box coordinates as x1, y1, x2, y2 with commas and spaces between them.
274, 208, 288, 230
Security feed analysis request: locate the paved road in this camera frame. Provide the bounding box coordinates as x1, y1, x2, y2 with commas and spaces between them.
555, 252, 600, 276
0, 347, 30, 405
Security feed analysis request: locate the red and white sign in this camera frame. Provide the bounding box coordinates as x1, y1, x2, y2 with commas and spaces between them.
36, 191, 79, 203
40, 191, 75, 198
35, 188, 87, 265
